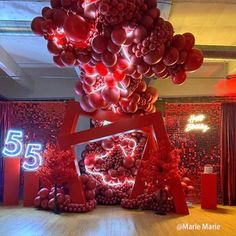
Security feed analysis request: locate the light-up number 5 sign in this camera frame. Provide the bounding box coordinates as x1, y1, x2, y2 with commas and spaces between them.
2, 129, 43, 171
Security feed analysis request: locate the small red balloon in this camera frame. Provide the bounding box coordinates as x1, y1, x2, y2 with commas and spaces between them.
60, 50, 76, 66
31, 17, 44, 36
184, 48, 203, 72
92, 35, 107, 54
171, 69, 187, 85
102, 51, 117, 67
143, 44, 165, 65
111, 28, 126, 45
183, 32, 195, 51
163, 47, 179, 66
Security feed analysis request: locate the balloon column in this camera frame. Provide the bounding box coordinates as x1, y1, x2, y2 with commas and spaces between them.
31, 0, 204, 114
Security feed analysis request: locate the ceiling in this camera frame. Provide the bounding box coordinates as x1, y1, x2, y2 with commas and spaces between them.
0, 0, 236, 99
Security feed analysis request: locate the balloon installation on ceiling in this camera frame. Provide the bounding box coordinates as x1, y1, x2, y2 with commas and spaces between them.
32, 0, 202, 214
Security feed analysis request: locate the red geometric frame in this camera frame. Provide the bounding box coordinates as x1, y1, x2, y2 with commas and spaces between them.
58, 101, 189, 214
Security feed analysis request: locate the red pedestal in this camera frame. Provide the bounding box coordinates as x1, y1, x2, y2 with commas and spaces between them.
3, 157, 20, 206
23, 172, 40, 207
201, 173, 217, 209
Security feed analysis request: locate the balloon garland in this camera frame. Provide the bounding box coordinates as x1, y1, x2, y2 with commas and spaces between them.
32, 0, 203, 114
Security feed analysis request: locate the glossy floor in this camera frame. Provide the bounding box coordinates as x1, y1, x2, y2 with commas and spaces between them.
0, 205, 235, 236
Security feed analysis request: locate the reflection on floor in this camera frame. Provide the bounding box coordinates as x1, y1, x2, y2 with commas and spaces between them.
0, 204, 235, 236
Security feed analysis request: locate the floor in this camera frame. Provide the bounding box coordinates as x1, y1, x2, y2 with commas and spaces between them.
0, 205, 235, 236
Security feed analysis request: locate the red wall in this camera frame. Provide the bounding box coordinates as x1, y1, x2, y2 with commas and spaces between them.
165, 103, 222, 203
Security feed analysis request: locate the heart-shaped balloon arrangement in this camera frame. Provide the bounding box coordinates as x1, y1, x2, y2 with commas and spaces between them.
32, 0, 203, 115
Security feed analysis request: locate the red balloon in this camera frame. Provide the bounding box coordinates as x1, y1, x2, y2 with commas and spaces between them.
96, 63, 108, 76
133, 26, 147, 44
111, 28, 126, 45
48, 198, 55, 210
141, 15, 154, 29
163, 47, 179, 66
147, 8, 160, 19
135, 80, 147, 93
86, 180, 96, 190
77, 54, 91, 64
101, 51, 117, 67
102, 139, 114, 150
52, 9, 67, 27
146, 87, 158, 103
177, 50, 188, 64
171, 69, 186, 85
34, 196, 41, 207
117, 59, 129, 71
155, 68, 169, 79
122, 76, 131, 88
86, 190, 96, 200
127, 103, 138, 113
107, 40, 121, 54
64, 15, 91, 42
143, 44, 165, 65
92, 35, 107, 54
152, 61, 166, 74
39, 188, 49, 199
31, 17, 44, 36
50, 0, 61, 8
82, 82, 93, 94
81, 174, 89, 184
61, 0, 72, 8
47, 41, 62, 55
171, 34, 186, 51
104, 189, 113, 198
183, 32, 195, 50
83, 76, 96, 86
88, 93, 105, 108
145, 69, 155, 78
41, 19, 53, 33
41, 199, 49, 209
131, 55, 142, 66
137, 62, 150, 74
101, 86, 120, 104
53, 55, 65, 68
60, 50, 76, 66
184, 48, 203, 72
182, 177, 191, 185
80, 95, 96, 113
123, 157, 135, 169
83, 64, 96, 75
57, 193, 65, 204
42, 7, 53, 19
187, 185, 195, 192
113, 70, 125, 82
104, 75, 116, 88
84, 2, 97, 19
74, 80, 85, 96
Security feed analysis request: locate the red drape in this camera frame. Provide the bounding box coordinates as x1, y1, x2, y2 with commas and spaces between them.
221, 103, 236, 205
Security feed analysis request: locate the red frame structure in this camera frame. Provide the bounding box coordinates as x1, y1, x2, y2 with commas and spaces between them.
58, 101, 189, 214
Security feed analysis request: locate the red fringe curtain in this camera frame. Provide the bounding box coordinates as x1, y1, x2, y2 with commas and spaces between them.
221, 103, 236, 205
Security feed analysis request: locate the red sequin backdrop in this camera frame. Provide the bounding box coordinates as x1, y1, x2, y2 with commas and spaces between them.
0, 102, 66, 201
165, 103, 222, 203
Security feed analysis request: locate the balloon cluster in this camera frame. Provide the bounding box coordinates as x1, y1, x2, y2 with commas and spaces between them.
31, 0, 203, 114
121, 191, 175, 212
34, 175, 97, 213
80, 129, 146, 186
181, 176, 195, 195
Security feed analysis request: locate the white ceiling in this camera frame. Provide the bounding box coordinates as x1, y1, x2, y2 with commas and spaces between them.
0, 0, 236, 99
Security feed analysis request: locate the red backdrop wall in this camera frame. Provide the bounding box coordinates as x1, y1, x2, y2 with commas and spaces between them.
0, 102, 66, 202
165, 103, 222, 203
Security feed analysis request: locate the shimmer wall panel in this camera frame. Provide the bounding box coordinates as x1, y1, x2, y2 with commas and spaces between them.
165, 103, 222, 203
0, 102, 66, 202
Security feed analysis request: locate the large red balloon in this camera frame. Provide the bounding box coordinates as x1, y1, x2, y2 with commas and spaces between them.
47, 40, 62, 55
52, 9, 67, 27
88, 93, 105, 109
143, 44, 165, 65
184, 48, 204, 72
133, 26, 147, 44
163, 47, 179, 66
53, 55, 65, 68
31, 17, 44, 36
60, 50, 76, 66
111, 28, 126, 45
64, 15, 91, 42
92, 35, 107, 54
171, 34, 186, 51
101, 86, 120, 104
74, 80, 85, 96
171, 69, 186, 85
101, 51, 117, 67
183, 32, 195, 51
